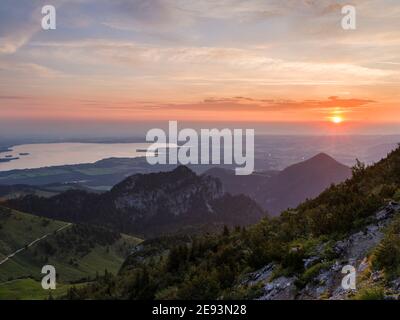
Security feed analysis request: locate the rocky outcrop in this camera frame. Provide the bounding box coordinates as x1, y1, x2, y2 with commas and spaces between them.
112, 166, 224, 220
242, 202, 400, 300
258, 276, 298, 300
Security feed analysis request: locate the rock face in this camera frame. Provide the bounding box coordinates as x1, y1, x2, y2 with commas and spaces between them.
242, 202, 400, 300
258, 276, 298, 300
8, 166, 266, 236
245, 263, 275, 286
109, 166, 265, 235
112, 166, 224, 221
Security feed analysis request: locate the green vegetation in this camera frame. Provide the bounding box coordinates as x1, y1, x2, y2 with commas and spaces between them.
0, 206, 142, 299
0, 206, 66, 270
353, 286, 385, 300
371, 215, 400, 281
70, 146, 400, 299
0, 278, 85, 300
297, 261, 331, 288
3, 147, 400, 300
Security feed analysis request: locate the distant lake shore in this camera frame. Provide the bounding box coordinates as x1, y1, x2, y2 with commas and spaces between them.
0, 142, 151, 172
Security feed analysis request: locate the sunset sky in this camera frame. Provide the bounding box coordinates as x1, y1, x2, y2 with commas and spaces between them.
1, 0, 400, 136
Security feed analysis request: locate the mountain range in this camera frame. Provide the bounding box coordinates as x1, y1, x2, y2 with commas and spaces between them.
3, 153, 352, 230
66, 146, 400, 300
6, 166, 265, 237
5, 154, 352, 236
204, 153, 352, 215
2, 148, 400, 300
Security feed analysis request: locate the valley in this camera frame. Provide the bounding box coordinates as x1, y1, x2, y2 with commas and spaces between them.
0, 206, 142, 299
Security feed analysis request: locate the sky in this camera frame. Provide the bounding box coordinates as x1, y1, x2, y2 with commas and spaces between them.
0, 0, 400, 137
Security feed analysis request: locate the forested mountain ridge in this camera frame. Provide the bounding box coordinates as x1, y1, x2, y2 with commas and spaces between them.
66, 146, 400, 300
7, 166, 266, 237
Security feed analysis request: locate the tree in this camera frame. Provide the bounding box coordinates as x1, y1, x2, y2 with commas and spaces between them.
352, 158, 366, 177
222, 225, 230, 237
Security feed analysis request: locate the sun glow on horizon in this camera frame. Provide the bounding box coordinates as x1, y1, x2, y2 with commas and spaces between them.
331, 116, 344, 124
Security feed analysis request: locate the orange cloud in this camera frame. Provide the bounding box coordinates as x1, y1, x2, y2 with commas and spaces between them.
145, 96, 376, 113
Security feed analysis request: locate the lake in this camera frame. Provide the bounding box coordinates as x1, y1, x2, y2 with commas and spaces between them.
0, 136, 399, 173
0, 143, 151, 171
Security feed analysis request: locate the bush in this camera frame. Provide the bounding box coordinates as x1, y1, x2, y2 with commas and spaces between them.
297, 262, 330, 288
371, 217, 400, 280
393, 189, 400, 201
224, 282, 264, 300
353, 286, 385, 300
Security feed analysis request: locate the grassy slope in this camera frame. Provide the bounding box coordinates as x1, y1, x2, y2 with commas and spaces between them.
0, 278, 86, 300
40, 235, 140, 282
0, 207, 66, 263
0, 206, 142, 299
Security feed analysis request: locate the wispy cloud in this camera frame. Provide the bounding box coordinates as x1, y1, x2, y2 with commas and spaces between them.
27, 39, 395, 87
0, 61, 61, 78
145, 96, 377, 112
0, 0, 399, 125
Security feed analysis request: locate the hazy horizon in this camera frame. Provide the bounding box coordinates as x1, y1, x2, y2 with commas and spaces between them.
2, 121, 400, 141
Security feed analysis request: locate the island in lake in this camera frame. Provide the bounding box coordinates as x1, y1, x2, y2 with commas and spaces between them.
0, 157, 19, 163
0, 147, 12, 154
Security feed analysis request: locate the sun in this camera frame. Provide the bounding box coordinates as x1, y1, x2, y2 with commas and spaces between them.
331, 116, 343, 124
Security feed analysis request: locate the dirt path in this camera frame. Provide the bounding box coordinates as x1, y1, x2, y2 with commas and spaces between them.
0, 223, 72, 266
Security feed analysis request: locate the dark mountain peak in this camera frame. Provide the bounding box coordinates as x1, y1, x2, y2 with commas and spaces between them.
306, 152, 340, 164
282, 152, 350, 173
255, 153, 352, 215
172, 165, 193, 175
111, 165, 198, 194
203, 153, 352, 216
170, 165, 198, 180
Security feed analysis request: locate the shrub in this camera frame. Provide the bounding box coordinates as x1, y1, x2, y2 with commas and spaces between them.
371, 217, 400, 280
353, 286, 385, 300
